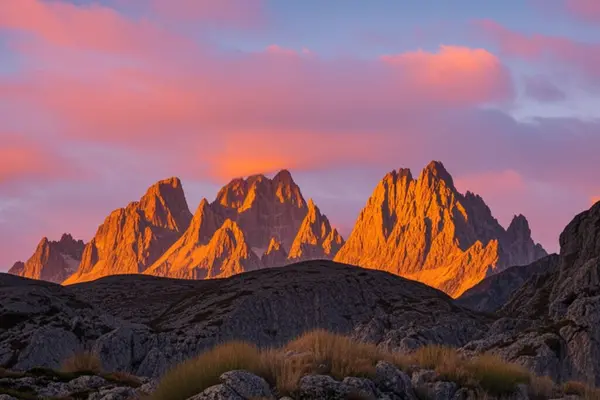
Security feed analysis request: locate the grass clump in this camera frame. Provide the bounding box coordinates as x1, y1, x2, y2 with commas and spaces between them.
529, 375, 555, 399
61, 351, 102, 374
149, 330, 600, 400
409, 346, 530, 395
466, 354, 530, 395
562, 380, 600, 399
284, 329, 383, 379
150, 341, 265, 400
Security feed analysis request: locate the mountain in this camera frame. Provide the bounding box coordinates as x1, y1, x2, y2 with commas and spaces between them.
334, 161, 547, 297
261, 237, 288, 268
288, 199, 344, 262
8, 234, 85, 283
211, 170, 308, 254
63, 178, 192, 284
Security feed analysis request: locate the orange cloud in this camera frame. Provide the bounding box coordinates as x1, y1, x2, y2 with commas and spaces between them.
592, 195, 600, 205
381, 46, 513, 105
200, 130, 389, 180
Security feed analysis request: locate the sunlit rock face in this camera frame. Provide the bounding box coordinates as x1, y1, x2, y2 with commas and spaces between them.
288, 199, 344, 262
335, 161, 546, 298
261, 237, 288, 268
211, 170, 308, 254
63, 178, 193, 284
8, 234, 85, 283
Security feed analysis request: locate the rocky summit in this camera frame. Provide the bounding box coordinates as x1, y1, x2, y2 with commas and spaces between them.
63, 178, 193, 284
335, 161, 547, 297
8, 234, 85, 284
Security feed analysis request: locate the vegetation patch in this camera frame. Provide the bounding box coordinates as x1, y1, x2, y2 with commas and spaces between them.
60, 351, 103, 374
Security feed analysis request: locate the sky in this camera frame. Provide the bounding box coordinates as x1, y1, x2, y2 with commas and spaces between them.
1, 0, 600, 269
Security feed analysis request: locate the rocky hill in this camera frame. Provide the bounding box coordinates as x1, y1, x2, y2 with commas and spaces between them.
8, 234, 85, 283
457, 254, 560, 313
0, 261, 488, 378
334, 161, 547, 297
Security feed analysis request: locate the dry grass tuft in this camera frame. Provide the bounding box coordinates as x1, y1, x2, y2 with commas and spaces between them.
61, 351, 102, 374
150, 341, 265, 400
150, 330, 600, 400
285, 329, 381, 380
562, 380, 600, 399
529, 375, 555, 398
466, 354, 530, 395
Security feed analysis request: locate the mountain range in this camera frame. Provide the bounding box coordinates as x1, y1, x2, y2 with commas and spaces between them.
9, 161, 546, 297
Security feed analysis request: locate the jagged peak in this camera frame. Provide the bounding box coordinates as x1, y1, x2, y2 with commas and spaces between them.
419, 160, 454, 187
273, 169, 294, 183
194, 198, 211, 214
266, 237, 283, 253
508, 214, 530, 232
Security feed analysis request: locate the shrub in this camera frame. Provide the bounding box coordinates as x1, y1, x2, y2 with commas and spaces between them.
466, 354, 530, 395
150, 341, 265, 400
61, 351, 102, 374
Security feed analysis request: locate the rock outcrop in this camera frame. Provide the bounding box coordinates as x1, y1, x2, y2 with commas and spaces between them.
8, 234, 85, 283
1, 261, 487, 378
287, 199, 344, 262
63, 178, 192, 284
463, 201, 600, 386
211, 170, 308, 254
335, 161, 547, 297
457, 254, 559, 313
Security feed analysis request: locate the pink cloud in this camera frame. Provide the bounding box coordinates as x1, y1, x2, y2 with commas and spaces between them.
564, 0, 600, 22
478, 19, 600, 83
0, 0, 191, 57
523, 75, 566, 102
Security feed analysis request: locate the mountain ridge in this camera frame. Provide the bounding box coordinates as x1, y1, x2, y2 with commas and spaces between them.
12, 162, 545, 299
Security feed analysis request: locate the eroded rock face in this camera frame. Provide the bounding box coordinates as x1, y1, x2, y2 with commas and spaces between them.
8, 234, 85, 284
335, 161, 546, 297
63, 178, 192, 284
145, 218, 262, 279
288, 199, 344, 262
211, 170, 308, 253
464, 202, 600, 386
